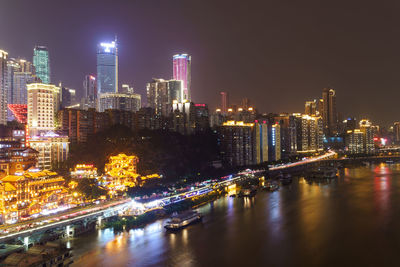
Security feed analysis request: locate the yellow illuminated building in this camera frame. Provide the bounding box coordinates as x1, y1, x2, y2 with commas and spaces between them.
0, 169, 69, 223
104, 154, 140, 189
103, 154, 161, 190
71, 164, 98, 179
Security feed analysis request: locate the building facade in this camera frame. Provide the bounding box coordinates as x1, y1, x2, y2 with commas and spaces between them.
173, 54, 191, 101
322, 88, 337, 136
0, 50, 8, 125
254, 122, 268, 164
268, 123, 281, 161
27, 83, 60, 135
97, 41, 117, 95
33, 46, 50, 84
345, 129, 364, 154
82, 75, 97, 110
220, 121, 255, 167
28, 134, 69, 170
99, 92, 141, 112
146, 78, 182, 117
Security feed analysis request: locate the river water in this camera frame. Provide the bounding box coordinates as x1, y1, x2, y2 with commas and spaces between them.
70, 164, 400, 267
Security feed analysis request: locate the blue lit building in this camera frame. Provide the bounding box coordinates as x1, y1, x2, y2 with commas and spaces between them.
97, 40, 118, 96
33, 46, 50, 84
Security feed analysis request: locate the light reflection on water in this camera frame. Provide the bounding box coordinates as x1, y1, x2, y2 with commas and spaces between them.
71, 164, 400, 267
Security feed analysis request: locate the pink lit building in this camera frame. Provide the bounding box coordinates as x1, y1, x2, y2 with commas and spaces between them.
173, 54, 191, 101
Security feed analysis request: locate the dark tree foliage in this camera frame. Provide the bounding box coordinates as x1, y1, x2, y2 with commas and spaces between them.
76, 178, 107, 200
66, 124, 220, 182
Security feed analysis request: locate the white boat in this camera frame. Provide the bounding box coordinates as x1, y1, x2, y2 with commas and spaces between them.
164, 211, 202, 231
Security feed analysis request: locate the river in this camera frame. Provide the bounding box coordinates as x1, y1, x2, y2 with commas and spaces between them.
70, 163, 400, 266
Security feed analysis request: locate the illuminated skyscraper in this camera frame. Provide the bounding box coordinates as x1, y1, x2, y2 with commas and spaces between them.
173, 54, 191, 101
82, 75, 97, 109
0, 50, 8, 125
27, 83, 60, 135
322, 88, 337, 136
220, 92, 228, 114
146, 78, 182, 116
359, 119, 375, 154
268, 123, 281, 161
33, 46, 50, 84
220, 121, 255, 167
97, 40, 118, 95
254, 122, 268, 164
305, 100, 317, 115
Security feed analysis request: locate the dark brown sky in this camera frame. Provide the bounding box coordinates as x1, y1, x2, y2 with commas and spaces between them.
1, 0, 400, 126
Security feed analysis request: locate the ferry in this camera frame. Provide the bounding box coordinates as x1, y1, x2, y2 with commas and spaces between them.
164, 211, 203, 231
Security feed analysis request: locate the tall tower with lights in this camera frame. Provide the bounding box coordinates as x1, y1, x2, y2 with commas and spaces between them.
97, 39, 118, 95
173, 54, 191, 101
33, 46, 50, 84
0, 50, 8, 125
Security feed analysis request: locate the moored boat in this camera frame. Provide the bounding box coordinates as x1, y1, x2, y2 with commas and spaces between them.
164, 211, 202, 231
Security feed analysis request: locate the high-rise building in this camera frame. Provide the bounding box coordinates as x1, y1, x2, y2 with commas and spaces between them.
6, 59, 37, 109
171, 101, 196, 135
6, 59, 19, 108
210, 109, 225, 128
82, 75, 97, 109
305, 100, 317, 116
359, 119, 375, 154
220, 121, 255, 167
168, 80, 183, 103
193, 104, 210, 132
99, 93, 141, 112
322, 88, 337, 136
220, 92, 229, 114
254, 122, 268, 164
345, 129, 364, 154
0, 50, 8, 125
273, 114, 297, 157
13, 72, 37, 105
342, 117, 357, 133
97, 40, 118, 95
393, 122, 400, 145
146, 78, 182, 117
27, 83, 60, 135
297, 115, 323, 153
173, 54, 191, 101
61, 86, 77, 108
33, 46, 50, 84
268, 123, 281, 161
120, 84, 134, 94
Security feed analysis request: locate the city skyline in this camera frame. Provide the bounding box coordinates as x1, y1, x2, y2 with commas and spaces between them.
1, 1, 400, 126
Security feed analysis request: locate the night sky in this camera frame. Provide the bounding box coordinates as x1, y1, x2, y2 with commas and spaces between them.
1, 0, 400, 126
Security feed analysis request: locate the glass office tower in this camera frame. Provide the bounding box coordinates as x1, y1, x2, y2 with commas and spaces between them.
33, 46, 50, 84
97, 40, 118, 95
